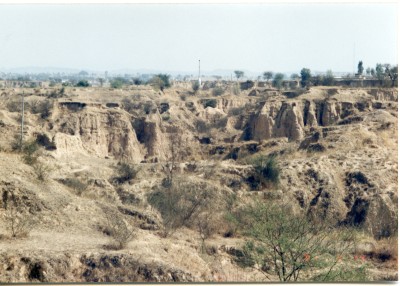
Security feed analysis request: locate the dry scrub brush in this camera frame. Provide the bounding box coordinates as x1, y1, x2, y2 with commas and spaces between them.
147, 177, 223, 238
111, 162, 140, 185
102, 207, 135, 250
3, 192, 36, 238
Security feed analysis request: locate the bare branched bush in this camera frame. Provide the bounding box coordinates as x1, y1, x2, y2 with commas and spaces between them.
6, 100, 28, 113
148, 178, 219, 237
33, 160, 52, 181
30, 99, 53, 119
196, 211, 220, 246
4, 193, 36, 238
161, 131, 187, 187
103, 208, 135, 250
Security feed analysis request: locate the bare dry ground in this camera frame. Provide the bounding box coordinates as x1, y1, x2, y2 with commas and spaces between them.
0, 83, 397, 282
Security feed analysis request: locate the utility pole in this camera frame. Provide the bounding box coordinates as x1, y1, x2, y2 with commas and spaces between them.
20, 91, 24, 149
353, 43, 355, 76
198, 59, 201, 86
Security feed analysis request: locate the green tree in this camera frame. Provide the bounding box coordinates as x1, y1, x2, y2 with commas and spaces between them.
375, 63, 385, 85
232, 201, 358, 282
110, 78, 124, 89
357, 61, 364, 75
149, 74, 171, 91
272, 73, 285, 90
370, 68, 375, 77
322, 70, 335, 86
78, 70, 89, 77
75, 80, 90, 87
300, 68, 312, 88
385, 64, 398, 87
365, 67, 371, 76
263, 71, 274, 82
290, 73, 299, 80
234, 70, 245, 81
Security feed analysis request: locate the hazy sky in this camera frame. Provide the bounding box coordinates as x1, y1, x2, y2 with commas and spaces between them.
0, 4, 397, 74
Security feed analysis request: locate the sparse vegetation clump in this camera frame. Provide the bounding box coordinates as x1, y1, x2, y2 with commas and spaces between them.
35, 133, 56, 151
21, 140, 40, 165
147, 178, 219, 237
6, 100, 26, 113
102, 208, 135, 250
272, 73, 285, 89
112, 162, 140, 184
30, 99, 53, 119
149, 74, 171, 91
202, 98, 217, 108
60, 178, 89, 196
248, 155, 280, 189
231, 82, 240, 95
3, 192, 36, 238
34, 160, 52, 181
75, 80, 90, 87
110, 77, 126, 89
192, 81, 200, 94
212, 86, 224, 96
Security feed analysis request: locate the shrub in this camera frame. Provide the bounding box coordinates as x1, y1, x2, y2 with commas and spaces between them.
34, 161, 52, 181
110, 78, 124, 89
273, 73, 285, 89
249, 155, 280, 189
75, 80, 90, 87
202, 99, 217, 108
22, 140, 40, 165
195, 119, 209, 133
7, 100, 28, 113
283, 89, 307, 98
4, 192, 36, 238
161, 113, 171, 121
228, 106, 245, 116
147, 178, 217, 237
36, 133, 56, 151
149, 74, 171, 91
232, 83, 240, 95
11, 135, 23, 151
60, 178, 88, 196
112, 162, 140, 184
30, 100, 53, 119
240, 80, 254, 90
142, 102, 151, 114
47, 88, 65, 98
133, 78, 143, 85
212, 86, 224, 96
121, 97, 137, 113
103, 208, 135, 250
192, 81, 200, 94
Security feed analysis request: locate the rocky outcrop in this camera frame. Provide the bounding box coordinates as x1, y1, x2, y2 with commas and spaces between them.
54, 107, 144, 162
369, 89, 398, 102
250, 99, 377, 142
0, 252, 195, 282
